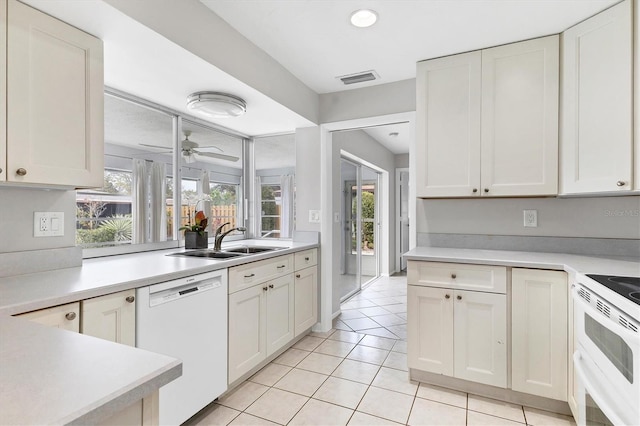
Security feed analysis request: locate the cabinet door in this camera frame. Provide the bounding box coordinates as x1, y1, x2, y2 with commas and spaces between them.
416, 52, 481, 197
17, 302, 80, 332
407, 285, 453, 375
294, 266, 317, 336
635, 0, 639, 191
0, 0, 6, 182
81, 289, 136, 346
453, 290, 507, 387
512, 268, 568, 401
228, 285, 266, 384
266, 274, 295, 356
561, 0, 633, 193
6, 0, 103, 188
481, 36, 559, 196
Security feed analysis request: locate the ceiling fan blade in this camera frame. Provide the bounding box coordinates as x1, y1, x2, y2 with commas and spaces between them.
192, 145, 224, 153
195, 151, 240, 162
140, 143, 172, 150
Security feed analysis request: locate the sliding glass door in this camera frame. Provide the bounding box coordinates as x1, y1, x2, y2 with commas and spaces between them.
339, 158, 380, 302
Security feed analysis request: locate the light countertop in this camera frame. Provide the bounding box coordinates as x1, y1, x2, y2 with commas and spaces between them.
0, 240, 317, 316
403, 246, 640, 277
0, 315, 181, 425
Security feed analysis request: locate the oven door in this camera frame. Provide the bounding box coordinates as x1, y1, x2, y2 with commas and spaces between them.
573, 287, 639, 425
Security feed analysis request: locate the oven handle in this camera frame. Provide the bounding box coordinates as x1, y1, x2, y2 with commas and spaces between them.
572, 286, 639, 341
573, 351, 626, 426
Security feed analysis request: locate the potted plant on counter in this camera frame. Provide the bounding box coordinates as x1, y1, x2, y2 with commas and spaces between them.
180, 210, 209, 249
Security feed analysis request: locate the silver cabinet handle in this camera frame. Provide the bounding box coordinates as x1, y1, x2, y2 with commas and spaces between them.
263, 286, 268, 291
451, 274, 457, 279
472, 188, 478, 193
457, 295, 462, 300
65, 312, 77, 321
269, 284, 274, 289
244, 273, 255, 278
296, 274, 301, 278
616, 181, 626, 187
277, 265, 286, 269
16, 168, 27, 176
0, 168, 3, 174
484, 188, 489, 193
445, 294, 450, 299
126, 296, 135, 303
305, 257, 310, 261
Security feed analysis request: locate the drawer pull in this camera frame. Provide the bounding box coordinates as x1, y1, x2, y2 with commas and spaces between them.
277, 265, 286, 269
244, 273, 255, 278
616, 180, 626, 187
305, 257, 310, 261
457, 295, 462, 301
451, 274, 457, 279
65, 312, 76, 321
445, 294, 450, 299
125, 296, 135, 303
263, 286, 268, 291
16, 168, 27, 176
269, 284, 274, 289
472, 188, 478, 193
296, 274, 301, 278
484, 188, 489, 193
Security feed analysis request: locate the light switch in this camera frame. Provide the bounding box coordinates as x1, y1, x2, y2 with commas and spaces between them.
309, 210, 321, 224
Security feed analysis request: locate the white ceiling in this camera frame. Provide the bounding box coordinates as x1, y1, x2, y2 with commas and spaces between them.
201, 0, 618, 94
23, 0, 618, 155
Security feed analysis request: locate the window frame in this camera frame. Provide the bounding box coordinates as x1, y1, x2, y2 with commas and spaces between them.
82, 88, 250, 259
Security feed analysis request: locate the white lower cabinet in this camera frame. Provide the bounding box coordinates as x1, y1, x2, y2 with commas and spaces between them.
81, 289, 136, 346
228, 259, 295, 384
16, 302, 80, 332
408, 264, 507, 388
15, 290, 157, 425
511, 268, 568, 401
294, 265, 318, 336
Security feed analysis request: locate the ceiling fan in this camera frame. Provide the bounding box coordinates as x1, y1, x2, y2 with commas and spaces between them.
140, 131, 239, 163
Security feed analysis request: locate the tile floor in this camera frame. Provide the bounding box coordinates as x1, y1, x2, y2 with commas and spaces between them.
190, 275, 576, 426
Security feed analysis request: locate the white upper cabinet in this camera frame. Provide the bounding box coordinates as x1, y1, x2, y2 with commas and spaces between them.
416, 36, 559, 198
6, 0, 103, 188
416, 51, 482, 197
0, 0, 6, 182
561, 0, 634, 194
481, 36, 559, 196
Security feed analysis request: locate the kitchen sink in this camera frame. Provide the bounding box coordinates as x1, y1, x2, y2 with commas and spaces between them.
169, 250, 243, 259
222, 246, 283, 254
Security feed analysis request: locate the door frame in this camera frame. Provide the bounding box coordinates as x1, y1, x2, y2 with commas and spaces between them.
395, 167, 409, 273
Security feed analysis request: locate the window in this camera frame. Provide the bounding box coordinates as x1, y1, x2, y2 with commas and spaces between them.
260, 183, 282, 238
76, 93, 174, 250
210, 182, 240, 230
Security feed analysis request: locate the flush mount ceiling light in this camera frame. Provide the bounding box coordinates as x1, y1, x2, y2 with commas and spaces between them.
186, 92, 247, 118
350, 9, 378, 28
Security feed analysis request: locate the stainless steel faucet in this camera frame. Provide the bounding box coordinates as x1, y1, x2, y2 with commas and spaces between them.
213, 222, 247, 251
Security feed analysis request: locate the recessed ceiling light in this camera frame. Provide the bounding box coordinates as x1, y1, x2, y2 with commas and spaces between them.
350, 9, 378, 28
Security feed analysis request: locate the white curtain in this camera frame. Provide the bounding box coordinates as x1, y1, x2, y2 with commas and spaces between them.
255, 176, 262, 237
131, 159, 148, 244
149, 162, 167, 242
280, 174, 294, 239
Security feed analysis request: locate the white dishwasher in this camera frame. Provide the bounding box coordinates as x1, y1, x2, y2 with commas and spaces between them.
136, 269, 227, 425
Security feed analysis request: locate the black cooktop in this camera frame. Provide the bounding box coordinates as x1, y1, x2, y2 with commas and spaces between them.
586, 274, 640, 305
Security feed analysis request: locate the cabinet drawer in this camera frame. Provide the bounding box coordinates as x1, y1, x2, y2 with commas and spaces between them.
408, 261, 507, 294
294, 249, 317, 270
229, 254, 294, 294
16, 301, 80, 332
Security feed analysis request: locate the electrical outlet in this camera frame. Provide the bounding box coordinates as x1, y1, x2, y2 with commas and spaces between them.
34, 212, 64, 237
523, 210, 538, 228
308, 210, 321, 224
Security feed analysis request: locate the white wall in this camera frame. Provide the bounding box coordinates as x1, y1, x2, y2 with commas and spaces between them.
395, 153, 410, 168
319, 79, 416, 124
295, 126, 322, 233
417, 196, 640, 239
0, 187, 77, 252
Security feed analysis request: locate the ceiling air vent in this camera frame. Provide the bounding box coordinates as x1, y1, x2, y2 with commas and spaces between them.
337, 70, 379, 85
